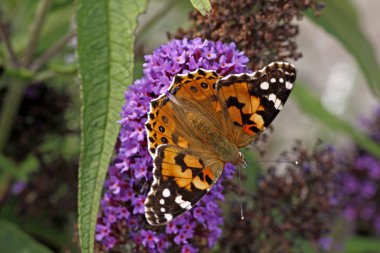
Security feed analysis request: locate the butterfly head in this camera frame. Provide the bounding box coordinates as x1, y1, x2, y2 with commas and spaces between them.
237, 152, 248, 168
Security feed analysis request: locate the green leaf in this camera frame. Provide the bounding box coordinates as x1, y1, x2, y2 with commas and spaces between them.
299, 236, 380, 253
306, 0, 380, 97
298, 240, 317, 253
0, 153, 16, 173
0, 153, 15, 192
345, 236, 380, 252
3, 0, 73, 57
0, 1, 38, 58
0, 154, 38, 181
0, 220, 53, 253
76, 1, 147, 253
16, 155, 39, 181
293, 82, 380, 159
190, 0, 212, 15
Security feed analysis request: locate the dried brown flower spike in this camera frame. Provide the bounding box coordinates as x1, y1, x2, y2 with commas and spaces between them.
220, 141, 341, 252
176, 0, 324, 68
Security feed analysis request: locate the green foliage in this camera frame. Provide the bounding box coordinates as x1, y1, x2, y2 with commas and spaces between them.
36, 3, 73, 54
0, 1, 78, 252
293, 82, 380, 159
241, 148, 261, 192
0, 154, 39, 181
307, 0, 380, 97
75, 0, 147, 252
345, 236, 380, 253
189, 0, 211, 15
301, 236, 380, 253
0, 220, 53, 253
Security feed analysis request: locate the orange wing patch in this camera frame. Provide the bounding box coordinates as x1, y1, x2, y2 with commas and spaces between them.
144, 144, 223, 225
192, 167, 215, 190
170, 69, 223, 113
146, 95, 189, 155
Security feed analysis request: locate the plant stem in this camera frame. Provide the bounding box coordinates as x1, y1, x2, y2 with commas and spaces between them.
0, 21, 20, 68
30, 30, 76, 72
23, 0, 51, 67
0, 79, 26, 152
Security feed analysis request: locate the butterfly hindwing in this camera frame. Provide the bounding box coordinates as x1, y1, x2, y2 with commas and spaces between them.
216, 61, 296, 147
144, 144, 224, 225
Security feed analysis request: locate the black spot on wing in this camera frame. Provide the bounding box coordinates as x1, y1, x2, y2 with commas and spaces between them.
174, 152, 186, 171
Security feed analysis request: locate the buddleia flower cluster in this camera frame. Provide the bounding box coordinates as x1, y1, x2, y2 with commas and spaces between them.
95, 38, 248, 252
338, 108, 380, 236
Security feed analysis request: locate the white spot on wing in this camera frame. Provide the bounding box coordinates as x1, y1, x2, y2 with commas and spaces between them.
163, 188, 170, 197
175, 195, 192, 209
159, 199, 165, 205
268, 93, 277, 103
260, 82, 269, 90
286, 81, 293, 90
180, 201, 192, 210
270, 78, 276, 83
164, 213, 173, 221
160, 207, 166, 212
279, 78, 284, 83
275, 99, 282, 109
175, 195, 184, 204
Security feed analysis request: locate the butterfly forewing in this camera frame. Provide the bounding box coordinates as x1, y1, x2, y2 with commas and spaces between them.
216, 61, 296, 147
145, 69, 224, 156
168, 69, 227, 133
146, 95, 190, 155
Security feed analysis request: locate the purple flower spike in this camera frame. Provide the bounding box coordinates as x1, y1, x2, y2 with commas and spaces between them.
95, 38, 249, 252
338, 106, 380, 237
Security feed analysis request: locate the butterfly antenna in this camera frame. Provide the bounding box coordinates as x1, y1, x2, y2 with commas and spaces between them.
238, 165, 245, 221
256, 159, 299, 166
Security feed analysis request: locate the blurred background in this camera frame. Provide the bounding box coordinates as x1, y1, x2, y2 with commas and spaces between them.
1, 0, 380, 252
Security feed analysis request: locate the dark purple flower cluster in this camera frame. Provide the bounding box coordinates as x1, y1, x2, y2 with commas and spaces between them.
339, 108, 380, 235
95, 38, 249, 252
341, 155, 380, 224
219, 142, 341, 252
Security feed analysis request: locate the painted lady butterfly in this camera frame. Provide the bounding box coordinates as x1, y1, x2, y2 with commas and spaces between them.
144, 61, 296, 225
